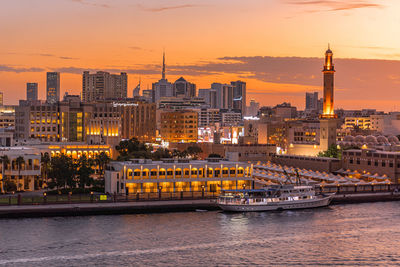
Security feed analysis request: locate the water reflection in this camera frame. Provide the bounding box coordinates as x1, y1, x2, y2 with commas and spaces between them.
0, 202, 400, 266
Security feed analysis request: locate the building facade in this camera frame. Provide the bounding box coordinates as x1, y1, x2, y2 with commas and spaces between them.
82, 71, 127, 102
173, 77, 196, 98
231, 80, 246, 115
116, 100, 157, 142
26, 83, 38, 102
105, 158, 253, 194
46, 72, 60, 104
160, 110, 198, 143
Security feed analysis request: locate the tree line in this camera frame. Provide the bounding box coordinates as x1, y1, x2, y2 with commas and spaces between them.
115, 138, 204, 161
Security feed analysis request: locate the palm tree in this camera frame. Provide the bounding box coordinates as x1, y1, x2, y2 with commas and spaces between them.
95, 152, 111, 180
0, 155, 9, 193
41, 153, 50, 189
16, 156, 24, 191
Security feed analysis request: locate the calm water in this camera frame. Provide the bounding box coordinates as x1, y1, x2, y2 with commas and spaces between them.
1, 202, 400, 266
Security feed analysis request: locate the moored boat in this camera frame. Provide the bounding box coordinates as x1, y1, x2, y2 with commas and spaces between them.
217, 185, 334, 212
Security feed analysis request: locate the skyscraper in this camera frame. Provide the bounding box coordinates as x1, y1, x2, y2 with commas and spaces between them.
27, 83, 38, 101
46, 72, 60, 104
152, 52, 173, 103
231, 80, 246, 114
132, 80, 141, 97
322, 45, 336, 118
305, 92, 318, 111
173, 77, 196, 98
82, 71, 127, 102
211, 83, 233, 109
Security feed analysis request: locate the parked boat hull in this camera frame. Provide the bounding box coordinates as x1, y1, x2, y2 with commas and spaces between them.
218, 195, 333, 212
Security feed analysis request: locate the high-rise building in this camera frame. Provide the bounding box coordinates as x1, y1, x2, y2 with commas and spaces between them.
322, 45, 335, 118
26, 83, 38, 102
46, 72, 60, 104
305, 92, 318, 111
247, 99, 260, 117
152, 52, 173, 103
82, 71, 127, 102
231, 81, 246, 114
198, 89, 217, 108
132, 80, 141, 97
113, 100, 156, 142
211, 83, 233, 109
111, 72, 127, 99
173, 77, 196, 98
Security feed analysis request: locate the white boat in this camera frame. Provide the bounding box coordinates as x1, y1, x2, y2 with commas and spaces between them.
217, 185, 334, 212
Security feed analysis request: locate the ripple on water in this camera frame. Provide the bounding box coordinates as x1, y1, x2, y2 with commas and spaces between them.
0, 202, 399, 266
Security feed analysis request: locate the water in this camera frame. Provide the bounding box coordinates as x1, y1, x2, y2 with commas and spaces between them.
1, 202, 400, 266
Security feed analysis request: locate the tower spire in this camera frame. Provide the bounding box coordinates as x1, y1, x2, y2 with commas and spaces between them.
162, 50, 166, 80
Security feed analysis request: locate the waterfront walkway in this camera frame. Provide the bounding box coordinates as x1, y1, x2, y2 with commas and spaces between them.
0, 199, 218, 218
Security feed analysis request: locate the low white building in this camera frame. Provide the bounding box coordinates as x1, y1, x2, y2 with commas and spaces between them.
105, 158, 253, 195
0, 147, 41, 192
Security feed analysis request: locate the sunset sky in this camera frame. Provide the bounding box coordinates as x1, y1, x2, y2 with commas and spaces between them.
1, 0, 400, 110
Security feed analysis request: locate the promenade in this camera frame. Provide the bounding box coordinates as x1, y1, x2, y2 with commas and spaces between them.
0, 199, 219, 218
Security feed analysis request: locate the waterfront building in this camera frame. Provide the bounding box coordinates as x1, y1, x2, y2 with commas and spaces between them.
105, 157, 253, 194
46, 72, 60, 104
174, 77, 196, 98
342, 149, 400, 183
82, 71, 127, 102
45, 143, 112, 159
0, 147, 41, 192
26, 83, 38, 102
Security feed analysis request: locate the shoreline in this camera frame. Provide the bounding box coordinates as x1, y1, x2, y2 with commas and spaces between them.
0, 192, 399, 218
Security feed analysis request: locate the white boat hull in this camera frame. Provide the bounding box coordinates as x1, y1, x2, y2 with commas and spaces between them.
218, 195, 333, 212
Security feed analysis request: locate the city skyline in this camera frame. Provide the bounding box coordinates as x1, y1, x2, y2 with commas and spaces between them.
1, 0, 400, 110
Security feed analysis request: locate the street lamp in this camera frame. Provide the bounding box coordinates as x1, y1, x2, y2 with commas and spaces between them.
201, 185, 205, 198
158, 186, 162, 200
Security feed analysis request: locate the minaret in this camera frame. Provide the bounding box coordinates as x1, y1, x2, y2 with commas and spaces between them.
319, 44, 338, 152
162, 51, 166, 80
322, 44, 336, 118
